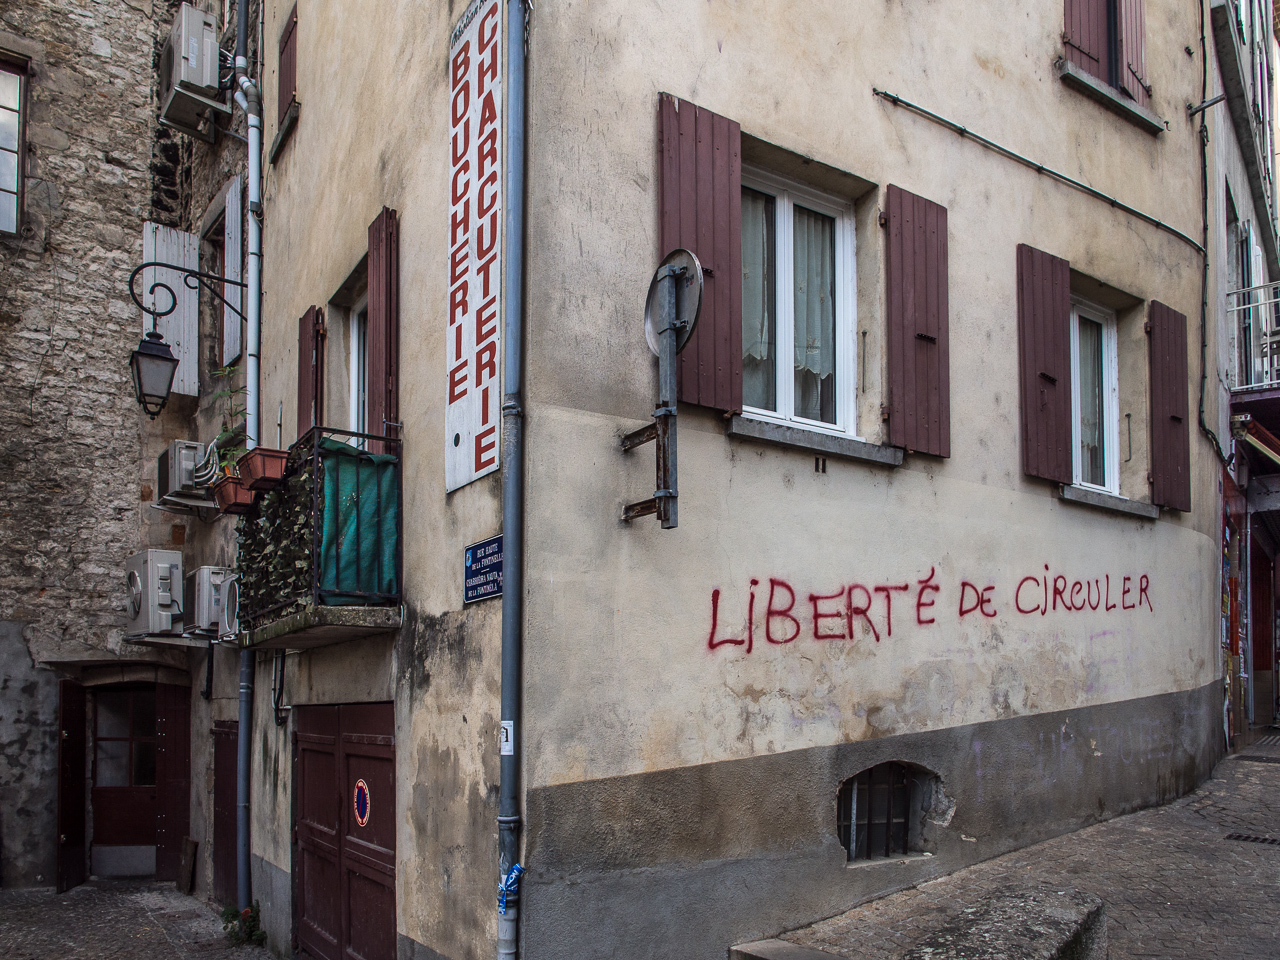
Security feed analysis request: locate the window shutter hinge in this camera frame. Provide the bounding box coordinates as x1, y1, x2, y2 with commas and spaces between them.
880, 403, 891, 421
1144, 321, 1152, 334
878, 211, 888, 228
1147, 473, 1155, 485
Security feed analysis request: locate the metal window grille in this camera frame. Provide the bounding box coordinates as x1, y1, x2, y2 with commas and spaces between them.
837, 762, 911, 861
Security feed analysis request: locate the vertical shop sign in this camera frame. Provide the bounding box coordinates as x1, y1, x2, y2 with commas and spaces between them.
447, 0, 503, 491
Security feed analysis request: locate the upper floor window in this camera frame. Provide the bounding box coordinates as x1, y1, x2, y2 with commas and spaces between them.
741, 171, 856, 437
0, 63, 23, 236
1070, 299, 1119, 493
1064, 0, 1151, 109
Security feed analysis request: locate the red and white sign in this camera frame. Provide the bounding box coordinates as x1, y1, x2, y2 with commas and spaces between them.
446, 0, 503, 491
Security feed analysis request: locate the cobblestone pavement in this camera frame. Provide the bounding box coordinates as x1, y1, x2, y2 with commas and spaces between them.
785, 738, 1280, 959
0, 880, 271, 960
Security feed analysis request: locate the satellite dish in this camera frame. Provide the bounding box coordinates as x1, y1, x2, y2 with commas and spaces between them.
644, 249, 703, 356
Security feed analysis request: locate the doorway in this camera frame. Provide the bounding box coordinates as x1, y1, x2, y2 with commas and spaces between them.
293, 703, 396, 960
81, 682, 190, 880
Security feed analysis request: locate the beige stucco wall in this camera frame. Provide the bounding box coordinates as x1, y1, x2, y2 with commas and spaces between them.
255, 1, 503, 956
520, 0, 1226, 788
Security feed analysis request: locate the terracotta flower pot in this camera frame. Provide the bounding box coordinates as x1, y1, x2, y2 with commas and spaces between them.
213, 474, 256, 515
237, 447, 289, 491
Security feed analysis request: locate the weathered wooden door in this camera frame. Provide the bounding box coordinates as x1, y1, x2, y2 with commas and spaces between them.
56, 679, 86, 893
212, 720, 239, 906
338, 703, 396, 960
155, 683, 191, 882
90, 684, 158, 869
294, 703, 395, 960
296, 705, 341, 960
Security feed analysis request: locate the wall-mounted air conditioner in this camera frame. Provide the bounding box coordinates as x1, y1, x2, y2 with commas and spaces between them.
155, 440, 216, 513
220, 575, 241, 641
184, 566, 228, 636
159, 2, 231, 142
126, 549, 184, 638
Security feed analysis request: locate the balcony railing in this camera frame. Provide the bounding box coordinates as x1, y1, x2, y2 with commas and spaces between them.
236, 427, 401, 637
1228, 281, 1280, 390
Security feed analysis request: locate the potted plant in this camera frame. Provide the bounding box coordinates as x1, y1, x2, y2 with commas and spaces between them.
213, 471, 255, 515
237, 447, 289, 491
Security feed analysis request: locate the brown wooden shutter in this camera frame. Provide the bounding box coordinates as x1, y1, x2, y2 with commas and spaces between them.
297, 305, 325, 440
1064, 0, 1109, 82
1117, 0, 1151, 108
1016, 244, 1073, 483
658, 93, 742, 412
885, 185, 950, 457
367, 207, 400, 453
278, 3, 298, 128
1148, 300, 1190, 511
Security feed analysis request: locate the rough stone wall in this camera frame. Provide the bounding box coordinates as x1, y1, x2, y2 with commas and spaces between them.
0, 621, 58, 888
0, 0, 253, 889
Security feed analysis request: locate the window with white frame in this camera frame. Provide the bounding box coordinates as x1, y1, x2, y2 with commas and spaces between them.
1070, 298, 1119, 493
0, 63, 23, 235
740, 171, 856, 436
348, 297, 369, 439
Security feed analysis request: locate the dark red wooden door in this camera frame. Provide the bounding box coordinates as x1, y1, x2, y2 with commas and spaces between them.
155, 683, 191, 881
213, 721, 239, 906
294, 704, 395, 960
56, 679, 87, 893
91, 685, 158, 851
339, 704, 396, 960
296, 706, 341, 960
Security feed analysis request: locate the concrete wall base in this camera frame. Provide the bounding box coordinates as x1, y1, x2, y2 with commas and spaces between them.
522, 681, 1222, 960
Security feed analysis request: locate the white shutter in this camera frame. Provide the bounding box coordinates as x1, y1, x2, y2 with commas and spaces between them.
222, 177, 243, 364
141, 221, 199, 397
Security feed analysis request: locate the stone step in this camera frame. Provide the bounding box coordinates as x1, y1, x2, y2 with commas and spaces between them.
734, 887, 1107, 960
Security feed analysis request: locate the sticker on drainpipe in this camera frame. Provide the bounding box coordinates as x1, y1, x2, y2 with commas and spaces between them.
500, 721, 514, 756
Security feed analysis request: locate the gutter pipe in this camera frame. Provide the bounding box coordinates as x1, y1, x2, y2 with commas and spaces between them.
497, 1, 528, 957
233, 0, 263, 915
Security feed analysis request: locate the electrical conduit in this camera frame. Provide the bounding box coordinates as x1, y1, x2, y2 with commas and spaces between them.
498, 1, 529, 957
233, 0, 262, 916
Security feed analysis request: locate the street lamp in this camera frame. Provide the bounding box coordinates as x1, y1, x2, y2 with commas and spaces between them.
129, 329, 179, 418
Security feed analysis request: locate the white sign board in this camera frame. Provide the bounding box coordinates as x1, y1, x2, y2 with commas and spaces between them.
446, 0, 503, 491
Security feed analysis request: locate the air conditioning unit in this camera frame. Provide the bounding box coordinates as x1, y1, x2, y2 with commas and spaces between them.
184, 565, 228, 636
220, 575, 241, 641
159, 2, 230, 141
125, 549, 184, 637
155, 440, 216, 513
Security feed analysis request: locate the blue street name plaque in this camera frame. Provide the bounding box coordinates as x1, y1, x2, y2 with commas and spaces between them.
464, 534, 503, 604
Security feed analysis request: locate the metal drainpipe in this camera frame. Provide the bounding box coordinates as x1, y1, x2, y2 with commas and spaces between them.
497, 1, 528, 957
233, 0, 263, 916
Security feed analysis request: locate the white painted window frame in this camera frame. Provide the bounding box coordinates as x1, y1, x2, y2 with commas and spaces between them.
1069, 296, 1120, 495
740, 167, 859, 440
348, 294, 369, 445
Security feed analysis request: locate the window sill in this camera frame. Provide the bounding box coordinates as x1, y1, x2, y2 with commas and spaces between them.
1057, 483, 1159, 520
727, 415, 903, 467
1056, 59, 1165, 136
269, 100, 300, 165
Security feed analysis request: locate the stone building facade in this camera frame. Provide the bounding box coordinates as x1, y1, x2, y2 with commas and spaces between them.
0, 0, 251, 900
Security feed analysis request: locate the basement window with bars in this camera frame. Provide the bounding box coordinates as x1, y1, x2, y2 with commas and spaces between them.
836, 763, 915, 861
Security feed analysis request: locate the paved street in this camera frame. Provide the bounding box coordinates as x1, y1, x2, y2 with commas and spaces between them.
0, 881, 270, 960
785, 735, 1280, 959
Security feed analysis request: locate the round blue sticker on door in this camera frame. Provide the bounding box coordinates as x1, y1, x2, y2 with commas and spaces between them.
353, 778, 370, 827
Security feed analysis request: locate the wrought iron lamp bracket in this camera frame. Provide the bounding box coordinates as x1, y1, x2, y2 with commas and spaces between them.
128, 260, 248, 325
